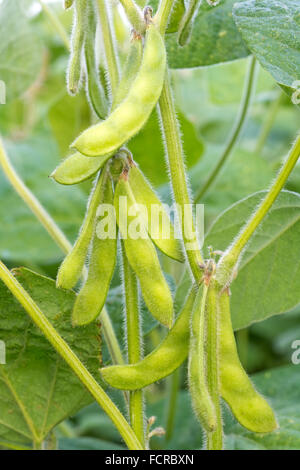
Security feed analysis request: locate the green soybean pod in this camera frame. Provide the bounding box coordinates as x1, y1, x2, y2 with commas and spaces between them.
112, 32, 143, 110
67, 0, 87, 96
72, 173, 117, 326
56, 172, 104, 290
84, 3, 108, 119
51, 152, 112, 185
218, 291, 278, 433
128, 163, 184, 263
114, 171, 174, 329
189, 284, 217, 433
178, 0, 203, 46
101, 286, 196, 390
72, 24, 166, 157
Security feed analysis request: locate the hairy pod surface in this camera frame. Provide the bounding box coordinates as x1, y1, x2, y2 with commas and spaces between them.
114, 173, 174, 328
84, 2, 108, 119
100, 286, 197, 390
112, 33, 143, 110
128, 164, 184, 262
72, 173, 117, 326
72, 24, 166, 156
56, 172, 104, 289
51, 152, 112, 185
218, 291, 278, 433
188, 284, 217, 432
67, 0, 87, 96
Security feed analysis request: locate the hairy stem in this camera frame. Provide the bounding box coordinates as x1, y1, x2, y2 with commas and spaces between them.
219, 133, 300, 274
122, 244, 145, 447
155, 0, 175, 34
118, 0, 144, 33
195, 56, 258, 202
165, 367, 180, 441
0, 260, 142, 450
206, 283, 222, 450
38, 0, 70, 50
158, 73, 204, 281
96, 0, 120, 97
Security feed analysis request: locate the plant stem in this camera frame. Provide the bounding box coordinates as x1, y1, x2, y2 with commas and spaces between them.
206, 283, 222, 450
118, 0, 144, 33
155, 0, 175, 34
224, 133, 300, 264
165, 367, 180, 442
158, 73, 204, 281
255, 90, 283, 155
122, 244, 145, 447
0, 137, 124, 369
195, 56, 258, 203
38, 0, 70, 51
96, 0, 120, 97
0, 260, 143, 450
0, 138, 72, 255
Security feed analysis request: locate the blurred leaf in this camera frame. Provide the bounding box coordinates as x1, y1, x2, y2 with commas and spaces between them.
0, 134, 86, 264
0, 0, 43, 102
205, 191, 300, 329
129, 110, 204, 186
233, 0, 300, 92
225, 365, 300, 450
0, 268, 101, 446
166, 0, 249, 69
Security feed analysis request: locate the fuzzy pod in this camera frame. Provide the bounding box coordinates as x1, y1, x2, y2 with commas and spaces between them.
100, 286, 197, 389
84, 2, 108, 119
188, 284, 217, 432
112, 32, 143, 110
56, 172, 104, 290
128, 164, 184, 262
67, 0, 87, 96
51, 152, 112, 185
218, 291, 278, 433
114, 172, 174, 328
72, 24, 166, 156
72, 173, 117, 326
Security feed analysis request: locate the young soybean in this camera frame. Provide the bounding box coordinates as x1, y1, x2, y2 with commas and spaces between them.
128, 163, 184, 263
178, 0, 203, 46
114, 170, 174, 329
51, 152, 112, 185
56, 172, 104, 289
188, 284, 217, 433
72, 24, 166, 157
84, 3, 108, 119
72, 173, 117, 326
112, 32, 143, 110
67, 0, 87, 96
100, 286, 197, 390
218, 291, 278, 433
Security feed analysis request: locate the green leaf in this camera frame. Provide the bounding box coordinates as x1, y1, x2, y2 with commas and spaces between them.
205, 190, 300, 329
0, 0, 43, 102
0, 135, 86, 264
225, 365, 300, 450
0, 268, 101, 446
59, 437, 125, 450
166, 0, 249, 69
233, 0, 300, 91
